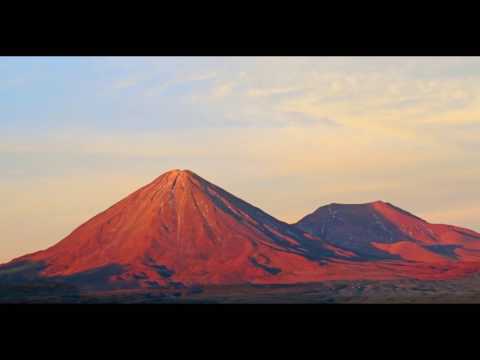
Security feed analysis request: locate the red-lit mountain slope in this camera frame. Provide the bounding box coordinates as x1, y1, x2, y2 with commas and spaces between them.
6, 170, 352, 288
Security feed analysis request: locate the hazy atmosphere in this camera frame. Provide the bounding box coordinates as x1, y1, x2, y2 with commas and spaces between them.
1, 57, 479, 263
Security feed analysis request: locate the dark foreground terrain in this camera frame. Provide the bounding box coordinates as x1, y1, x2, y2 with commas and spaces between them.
3, 274, 480, 304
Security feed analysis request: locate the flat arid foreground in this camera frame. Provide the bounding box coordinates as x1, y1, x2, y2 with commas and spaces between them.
4, 275, 480, 304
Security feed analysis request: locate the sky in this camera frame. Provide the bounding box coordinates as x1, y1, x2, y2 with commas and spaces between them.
1, 56, 479, 262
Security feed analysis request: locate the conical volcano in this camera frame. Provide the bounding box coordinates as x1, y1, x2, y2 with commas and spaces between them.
10, 170, 346, 288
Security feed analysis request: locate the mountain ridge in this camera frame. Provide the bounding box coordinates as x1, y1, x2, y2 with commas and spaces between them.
294, 200, 480, 263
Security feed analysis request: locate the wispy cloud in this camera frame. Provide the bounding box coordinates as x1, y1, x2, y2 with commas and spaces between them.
1, 57, 480, 261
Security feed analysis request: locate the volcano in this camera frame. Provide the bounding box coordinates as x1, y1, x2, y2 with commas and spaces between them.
295, 201, 480, 264
3, 170, 480, 291
5, 170, 354, 289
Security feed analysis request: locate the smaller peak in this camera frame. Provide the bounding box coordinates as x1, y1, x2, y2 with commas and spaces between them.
317, 201, 390, 211
370, 200, 397, 208
370, 201, 427, 222
326, 202, 371, 207
315, 202, 348, 210
313, 202, 353, 212
326, 202, 348, 206
369, 200, 396, 210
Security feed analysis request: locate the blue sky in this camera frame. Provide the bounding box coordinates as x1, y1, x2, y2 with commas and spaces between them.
1, 57, 479, 262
